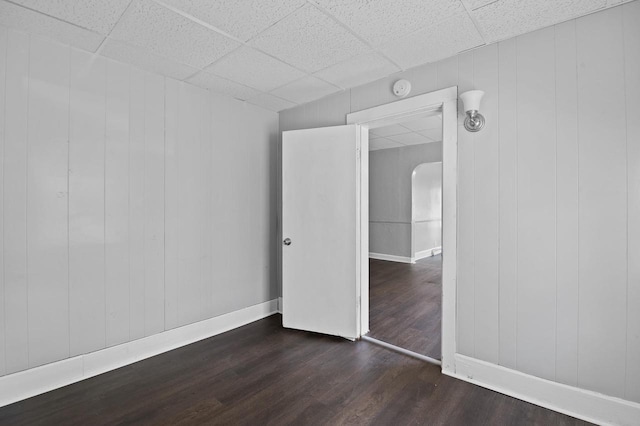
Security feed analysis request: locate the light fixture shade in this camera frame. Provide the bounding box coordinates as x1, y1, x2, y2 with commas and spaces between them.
460, 90, 484, 112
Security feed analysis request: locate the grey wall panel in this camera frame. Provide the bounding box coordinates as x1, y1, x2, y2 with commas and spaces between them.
0, 26, 279, 378
368, 143, 442, 257
369, 222, 412, 258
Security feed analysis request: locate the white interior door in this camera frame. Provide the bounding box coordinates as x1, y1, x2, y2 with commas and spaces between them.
282, 124, 367, 340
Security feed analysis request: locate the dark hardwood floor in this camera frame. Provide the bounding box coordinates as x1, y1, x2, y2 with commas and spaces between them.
0, 314, 589, 425
369, 255, 442, 358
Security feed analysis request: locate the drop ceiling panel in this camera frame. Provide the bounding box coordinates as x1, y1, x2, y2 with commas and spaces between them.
420, 128, 443, 141
160, 0, 306, 41
314, 52, 400, 89
0, 1, 104, 52
10, 0, 131, 35
249, 4, 371, 72
206, 47, 305, 92
401, 116, 442, 132
388, 132, 432, 146
472, 0, 607, 42
370, 124, 412, 138
187, 71, 260, 100
464, 0, 497, 10
381, 12, 484, 70
369, 137, 404, 151
110, 0, 240, 69
271, 75, 341, 104
312, 0, 465, 46
247, 93, 297, 112
100, 39, 199, 81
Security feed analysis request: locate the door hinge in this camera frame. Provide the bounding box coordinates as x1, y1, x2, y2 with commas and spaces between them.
356, 148, 361, 159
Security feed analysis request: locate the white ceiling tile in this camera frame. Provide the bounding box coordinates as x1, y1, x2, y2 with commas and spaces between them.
110, 0, 240, 69
159, 0, 306, 41
381, 13, 484, 70
401, 116, 442, 132
100, 38, 199, 81
420, 128, 443, 141
314, 52, 400, 89
464, 0, 498, 10
312, 0, 465, 46
205, 47, 305, 92
246, 93, 297, 112
388, 132, 432, 146
370, 124, 412, 137
249, 4, 371, 73
472, 0, 607, 43
369, 137, 404, 151
0, 1, 104, 52
10, 0, 131, 35
187, 71, 261, 100
270, 75, 340, 105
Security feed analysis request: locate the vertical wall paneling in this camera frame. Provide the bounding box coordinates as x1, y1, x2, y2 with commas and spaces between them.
69, 49, 106, 356
623, 0, 640, 403
210, 93, 234, 316
0, 24, 279, 380
200, 91, 213, 318
230, 101, 252, 312
26, 36, 70, 367
554, 20, 580, 387
105, 59, 130, 347
456, 51, 475, 357
577, 7, 628, 399
163, 78, 179, 330
176, 84, 201, 325
515, 27, 557, 381
143, 72, 165, 336
436, 56, 458, 91
3, 29, 29, 374
0, 26, 6, 376
497, 37, 518, 369
128, 67, 146, 340
472, 44, 500, 364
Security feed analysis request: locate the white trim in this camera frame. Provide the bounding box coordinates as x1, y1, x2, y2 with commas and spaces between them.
347, 87, 456, 128
347, 87, 458, 375
448, 354, 640, 426
414, 246, 442, 260
369, 252, 414, 263
362, 336, 441, 366
277, 296, 283, 314
0, 299, 279, 408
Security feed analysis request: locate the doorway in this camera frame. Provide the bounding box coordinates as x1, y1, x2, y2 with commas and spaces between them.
280, 87, 457, 373
366, 113, 444, 362
346, 87, 458, 373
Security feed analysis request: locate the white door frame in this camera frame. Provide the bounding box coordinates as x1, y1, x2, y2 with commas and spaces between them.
346, 86, 458, 374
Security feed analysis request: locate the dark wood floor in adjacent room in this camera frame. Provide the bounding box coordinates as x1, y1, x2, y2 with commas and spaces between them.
0, 314, 589, 426
369, 255, 442, 359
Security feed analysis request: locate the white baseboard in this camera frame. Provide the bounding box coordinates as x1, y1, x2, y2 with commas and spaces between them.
369, 252, 413, 263
447, 353, 640, 426
0, 299, 279, 408
414, 246, 442, 260
277, 297, 283, 314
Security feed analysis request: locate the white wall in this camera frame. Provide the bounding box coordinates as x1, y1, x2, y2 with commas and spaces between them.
412, 162, 442, 255
279, 2, 640, 404
0, 26, 279, 377
369, 143, 442, 258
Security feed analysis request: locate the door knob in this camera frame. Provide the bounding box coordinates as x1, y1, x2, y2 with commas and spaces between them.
283, 238, 292, 246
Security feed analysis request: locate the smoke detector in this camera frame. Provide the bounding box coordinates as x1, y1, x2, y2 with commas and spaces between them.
392, 79, 411, 97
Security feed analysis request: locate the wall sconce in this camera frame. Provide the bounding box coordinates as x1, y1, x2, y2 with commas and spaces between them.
460, 90, 485, 132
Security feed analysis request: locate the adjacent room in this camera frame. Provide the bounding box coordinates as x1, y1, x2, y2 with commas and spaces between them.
367, 113, 444, 360
0, 1, 638, 425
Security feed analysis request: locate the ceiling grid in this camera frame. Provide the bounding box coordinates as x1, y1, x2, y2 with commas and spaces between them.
0, 0, 632, 112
